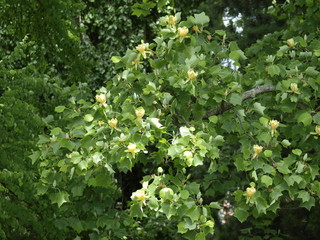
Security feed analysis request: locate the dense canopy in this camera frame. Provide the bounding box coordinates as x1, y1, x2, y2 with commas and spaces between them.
1, 0, 320, 239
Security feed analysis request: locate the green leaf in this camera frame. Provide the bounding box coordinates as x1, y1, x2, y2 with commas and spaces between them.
55, 105, 66, 113
50, 127, 62, 136
229, 50, 247, 61
185, 206, 200, 222
292, 149, 302, 156
208, 115, 218, 124
229, 93, 242, 106
234, 208, 249, 223
312, 112, 320, 124
263, 150, 273, 157
255, 197, 268, 214
298, 112, 312, 126
194, 12, 210, 25
111, 56, 122, 63
300, 196, 315, 210
49, 191, 69, 207
253, 102, 266, 115
281, 139, 291, 148
215, 30, 225, 36
130, 203, 143, 218
298, 190, 310, 202
180, 190, 190, 199
195, 232, 206, 240
261, 175, 273, 187
29, 151, 40, 164
305, 67, 319, 76
209, 202, 222, 209
268, 65, 280, 77
178, 221, 188, 234
84, 114, 94, 122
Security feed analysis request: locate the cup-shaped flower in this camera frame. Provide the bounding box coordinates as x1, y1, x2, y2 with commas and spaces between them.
287, 38, 295, 47
187, 69, 198, 80
290, 83, 299, 93
131, 190, 147, 201
126, 143, 140, 153
108, 118, 118, 128
269, 120, 280, 129
135, 107, 145, 118
253, 145, 263, 154
96, 93, 107, 103
166, 15, 177, 25
136, 43, 149, 53
246, 186, 256, 197
178, 26, 189, 37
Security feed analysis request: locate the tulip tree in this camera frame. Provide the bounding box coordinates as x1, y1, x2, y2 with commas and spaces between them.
31, 1, 320, 239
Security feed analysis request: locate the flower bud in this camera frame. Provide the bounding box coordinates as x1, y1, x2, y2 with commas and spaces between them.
192, 25, 200, 32
96, 94, 107, 103
178, 27, 189, 37
108, 118, 118, 128
315, 125, 320, 135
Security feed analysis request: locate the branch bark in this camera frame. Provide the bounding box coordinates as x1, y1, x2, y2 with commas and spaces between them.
205, 85, 276, 118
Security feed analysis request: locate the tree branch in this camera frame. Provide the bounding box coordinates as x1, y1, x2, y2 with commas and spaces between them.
206, 85, 276, 118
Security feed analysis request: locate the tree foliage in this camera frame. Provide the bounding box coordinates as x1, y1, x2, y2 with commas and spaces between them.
1, 0, 320, 239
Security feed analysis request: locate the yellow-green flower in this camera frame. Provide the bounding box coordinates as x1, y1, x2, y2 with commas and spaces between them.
136, 43, 149, 53
178, 26, 189, 37
131, 190, 147, 201
287, 38, 295, 47
96, 94, 106, 103
135, 107, 145, 118
126, 143, 140, 153
253, 145, 263, 154
187, 69, 198, 80
108, 118, 118, 128
246, 187, 256, 197
290, 83, 299, 93
269, 120, 280, 129
166, 15, 177, 25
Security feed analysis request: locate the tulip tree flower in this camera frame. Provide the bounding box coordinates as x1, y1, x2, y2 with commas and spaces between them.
135, 107, 145, 118
126, 143, 140, 154
178, 27, 189, 37
287, 38, 295, 47
187, 69, 198, 80
166, 15, 177, 25
96, 93, 107, 103
289, 83, 300, 94
108, 118, 118, 128
136, 42, 150, 59
246, 186, 256, 197
269, 120, 280, 137
252, 145, 263, 159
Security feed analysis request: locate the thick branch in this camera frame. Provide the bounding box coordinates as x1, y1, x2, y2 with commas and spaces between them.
206, 85, 276, 118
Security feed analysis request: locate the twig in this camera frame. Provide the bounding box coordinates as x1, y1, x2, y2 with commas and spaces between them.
205, 85, 276, 118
